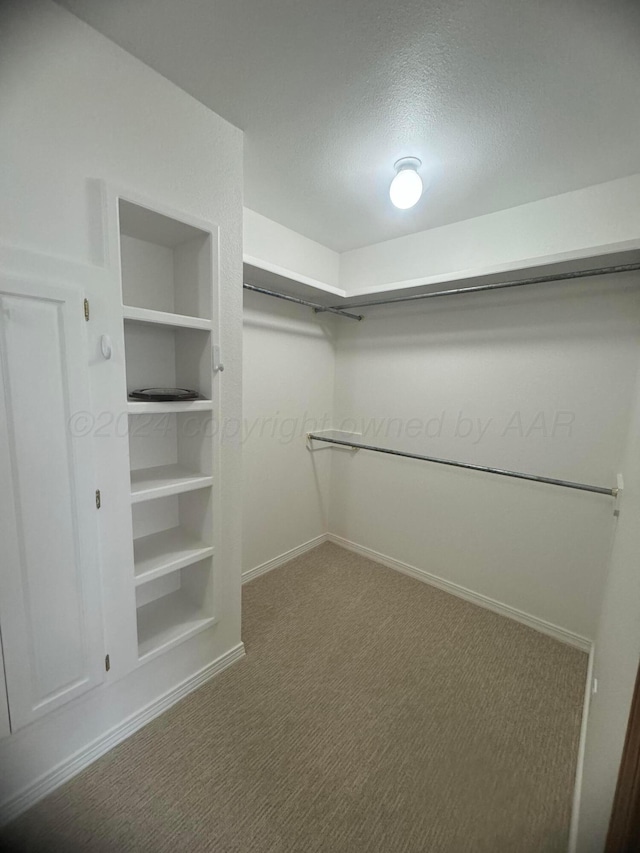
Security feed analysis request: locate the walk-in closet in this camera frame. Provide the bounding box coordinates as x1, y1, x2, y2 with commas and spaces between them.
2, 1, 640, 851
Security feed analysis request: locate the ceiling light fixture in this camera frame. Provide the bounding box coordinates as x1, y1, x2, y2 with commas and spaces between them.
389, 157, 423, 209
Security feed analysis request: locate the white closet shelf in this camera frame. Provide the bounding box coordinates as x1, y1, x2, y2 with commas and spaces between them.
128, 400, 213, 414
136, 591, 216, 662
123, 305, 212, 331
134, 528, 214, 586
130, 464, 213, 503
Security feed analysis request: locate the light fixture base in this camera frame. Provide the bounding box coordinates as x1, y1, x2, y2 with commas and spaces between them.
394, 156, 422, 173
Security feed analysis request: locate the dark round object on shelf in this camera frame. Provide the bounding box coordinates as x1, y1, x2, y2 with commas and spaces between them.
129, 388, 200, 402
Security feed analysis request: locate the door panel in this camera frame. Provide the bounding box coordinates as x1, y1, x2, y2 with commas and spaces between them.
0, 275, 104, 730
0, 633, 9, 740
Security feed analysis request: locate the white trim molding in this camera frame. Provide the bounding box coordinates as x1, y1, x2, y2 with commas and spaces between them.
0, 643, 246, 825
568, 644, 596, 853
326, 534, 592, 652
242, 534, 328, 585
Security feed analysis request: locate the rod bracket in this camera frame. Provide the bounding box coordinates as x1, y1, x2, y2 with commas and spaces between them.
613, 474, 624, 515
314, 307, 364, 321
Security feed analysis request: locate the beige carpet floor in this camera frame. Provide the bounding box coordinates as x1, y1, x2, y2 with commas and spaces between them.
3, 542, 588, 852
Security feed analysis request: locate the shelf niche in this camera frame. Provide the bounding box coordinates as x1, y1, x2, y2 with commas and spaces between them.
119, 199, 213, 321
123, 321, 212, 403
132, 491, 213, 585
135, 558, 215, 662
128, 410, 213, 502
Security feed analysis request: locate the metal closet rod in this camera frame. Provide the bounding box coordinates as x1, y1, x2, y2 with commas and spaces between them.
314, 260, 640, 313
243, 283, 363, 321
307, 433, 617, 497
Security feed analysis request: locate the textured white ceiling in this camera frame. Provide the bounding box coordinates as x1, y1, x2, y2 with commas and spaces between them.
56, 0, 640, 252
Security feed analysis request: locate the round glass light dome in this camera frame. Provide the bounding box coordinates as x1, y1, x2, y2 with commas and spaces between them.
389, 158, 423, 209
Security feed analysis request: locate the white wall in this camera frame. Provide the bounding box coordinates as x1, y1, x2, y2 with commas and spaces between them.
0, 0, 243, 813
329, 273, 640, 641
576, 367, 640, 851
242, 292, 335, 575
340, 175, 640, 295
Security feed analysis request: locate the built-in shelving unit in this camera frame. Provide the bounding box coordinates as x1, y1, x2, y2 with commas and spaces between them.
118, 197, 217, 663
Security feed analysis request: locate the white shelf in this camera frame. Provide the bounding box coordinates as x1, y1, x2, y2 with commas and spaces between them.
136, 590, 216, 662
243, 258, 344, 306
123, 305, 212, 331
134, 527, 214, 586
128, 400, 213, 414
130, 464, 213, 503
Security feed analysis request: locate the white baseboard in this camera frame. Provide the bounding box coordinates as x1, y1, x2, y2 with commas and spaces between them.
242, 534, 329, 584
568, 644, 595, 853
326, 533, 592, 652
0, 642, 246, 825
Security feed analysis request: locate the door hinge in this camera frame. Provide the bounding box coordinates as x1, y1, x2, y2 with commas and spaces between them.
95, 489, 101, 509
105, 654, 110, 672
83, 298, 90, 321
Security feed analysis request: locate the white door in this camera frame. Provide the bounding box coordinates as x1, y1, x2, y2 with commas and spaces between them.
0, 638, 10, 739
0, 274, 105, 731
